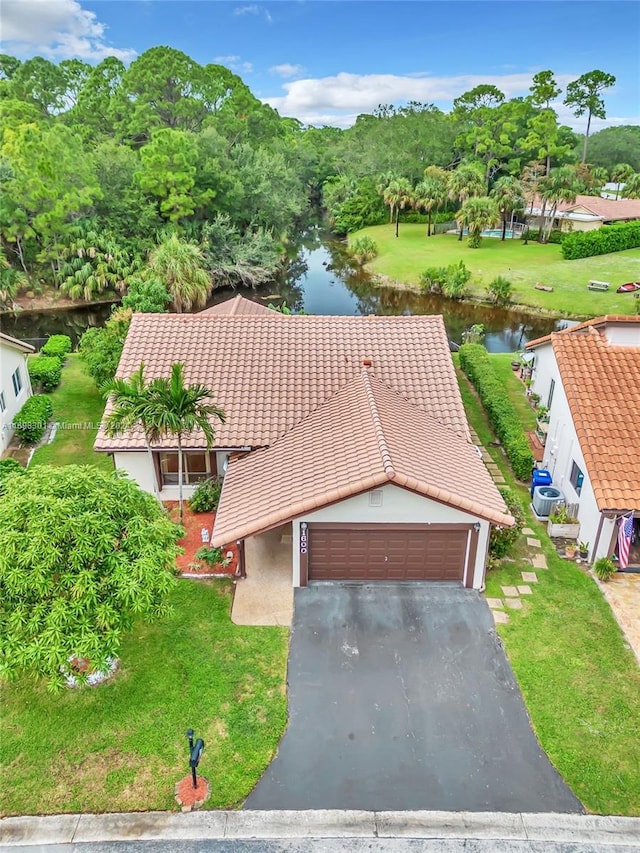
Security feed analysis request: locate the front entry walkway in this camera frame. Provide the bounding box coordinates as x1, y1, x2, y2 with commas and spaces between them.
245, 584, 582, 812
231, 525, 293, 627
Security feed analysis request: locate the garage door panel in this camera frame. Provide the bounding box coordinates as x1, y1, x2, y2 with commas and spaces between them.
308, 525, 468, 583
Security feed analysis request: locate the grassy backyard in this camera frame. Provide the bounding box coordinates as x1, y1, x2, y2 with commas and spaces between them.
29, 353, 112, 471
2, 354, 290, 816
455, 353, 640, 816
0, 581, 289, 815
353, 224, 640, 317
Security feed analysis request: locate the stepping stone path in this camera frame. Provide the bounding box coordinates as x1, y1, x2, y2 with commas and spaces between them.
526, 537, 542, 548
531, 554, 548, 570
522, 528, 535, 535
521, 571, 538, 583
505, 598, 523, 610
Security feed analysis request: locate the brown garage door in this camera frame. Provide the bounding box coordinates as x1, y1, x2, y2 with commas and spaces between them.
307, 524, 469, 582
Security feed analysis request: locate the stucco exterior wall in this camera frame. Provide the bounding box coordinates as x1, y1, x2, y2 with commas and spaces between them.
603, 325, 640, 346
113, 451, 158, 495
291, 484, 491, 589
530, 342, 609, 561
0, 343, 33, 452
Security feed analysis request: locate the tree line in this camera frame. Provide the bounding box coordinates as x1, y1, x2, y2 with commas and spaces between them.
1, 48, 638, 312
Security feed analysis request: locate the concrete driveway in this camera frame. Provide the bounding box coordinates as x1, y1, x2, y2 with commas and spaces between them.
245, 584, 582, 813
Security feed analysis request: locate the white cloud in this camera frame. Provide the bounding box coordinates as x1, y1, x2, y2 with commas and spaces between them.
214, 54, 241, 64
270, 63, 305, 78
264, 70, 638, 130
234, 4, 259, 15
213, 55, 252, 75
0, 0, 136, 61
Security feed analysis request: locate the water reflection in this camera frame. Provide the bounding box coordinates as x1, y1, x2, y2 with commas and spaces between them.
2, 231, 570, 353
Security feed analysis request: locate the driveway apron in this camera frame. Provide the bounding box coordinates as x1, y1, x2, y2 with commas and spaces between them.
245, 584, 582, 813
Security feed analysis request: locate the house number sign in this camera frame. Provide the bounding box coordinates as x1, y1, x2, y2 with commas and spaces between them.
300, 522, 308, 554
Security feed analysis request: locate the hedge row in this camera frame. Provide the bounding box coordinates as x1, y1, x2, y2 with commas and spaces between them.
561, 220, 640, 259
458, 344, 534, 481
14, 395, 53, 445
41, 334, 72, 361
523, 228, 564, 244
28, 356, 62, 392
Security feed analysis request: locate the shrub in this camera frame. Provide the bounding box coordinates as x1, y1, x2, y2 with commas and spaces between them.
459, 344, 534, 481
487, 276, 513, 306
40, 334, 72, 362
27, 356, 62, 392
0, 458, 25, 494
489, 486, 525, 558
79, 307, 131, 387
561, 221, 640, 259
13, 394, 53, 445
593, 557, 616, 581
524, 228, 564, 244
195, 545, 228, 567
188, 478, 223, 513
420, 261, 470, 299
121, 276, 171, 313
348, 236, 378, 265
419, 265, 448, 294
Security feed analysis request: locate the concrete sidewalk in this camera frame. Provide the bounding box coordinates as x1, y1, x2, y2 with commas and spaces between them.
2, 810, 640, 848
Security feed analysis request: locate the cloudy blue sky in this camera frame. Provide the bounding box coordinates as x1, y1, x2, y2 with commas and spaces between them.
1, 0, 638, 130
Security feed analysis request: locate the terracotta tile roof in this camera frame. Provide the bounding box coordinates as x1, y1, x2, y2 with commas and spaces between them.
95, 313, 469, 451
527, 194, 640, 220
198, 294, 276, 316
0, 332, 35, 353
212, 371, 513, 544
551, 328, 640, 511
526, 316, 640, 349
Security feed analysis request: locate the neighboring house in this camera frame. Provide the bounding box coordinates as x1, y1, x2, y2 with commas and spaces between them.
524, 195, 640, 233
526, 316, 640, 566
0, 332, 34, 453
95, 298, 513, 589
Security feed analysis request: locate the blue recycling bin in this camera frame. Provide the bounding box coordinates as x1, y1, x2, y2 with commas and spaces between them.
531, 468, 552, 497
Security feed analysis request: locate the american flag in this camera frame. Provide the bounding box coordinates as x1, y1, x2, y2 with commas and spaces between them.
617, 514, 634, 570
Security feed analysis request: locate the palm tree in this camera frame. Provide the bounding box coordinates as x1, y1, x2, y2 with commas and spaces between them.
539, 167, 580, 243
448, 164, 485, 240
145, 363, 225, 521
376, 171, 398, 223
384, 177, 413, 237
623, 172, 640, 199
102, 365, 159, 496
456, 196, 500, 248
147, 234, 212, 313
490, 176, 525, 240
414, 168, 448, 237
610, 163, 634, 199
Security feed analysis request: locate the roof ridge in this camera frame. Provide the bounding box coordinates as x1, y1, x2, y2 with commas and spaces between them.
361, 369, 396, 481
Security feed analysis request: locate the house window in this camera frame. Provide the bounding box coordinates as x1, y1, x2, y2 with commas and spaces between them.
0, 391, 5, 413
12, 367, 22, 397
547, 378, 555, 409
159, 451, 210, 485
570, 461, 584, 496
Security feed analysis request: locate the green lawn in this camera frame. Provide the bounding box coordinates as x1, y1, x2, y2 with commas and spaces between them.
30, 353, 112, 471
0, 581, 289, 816
455, 354, 640, 816
353, 224, 640, 317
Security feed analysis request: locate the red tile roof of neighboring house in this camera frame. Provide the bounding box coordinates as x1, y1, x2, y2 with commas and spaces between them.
198, 295, 276, 316
95, 311, 469, 452
527, 195, 640, 221
212, 371, 513, 545
545, 328, 640, 511
0, 332, 35, 353
526, 316, 640, 349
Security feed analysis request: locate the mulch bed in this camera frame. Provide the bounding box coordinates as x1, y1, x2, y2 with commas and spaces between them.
164, 502, 238, 577
174, 774, 211, 811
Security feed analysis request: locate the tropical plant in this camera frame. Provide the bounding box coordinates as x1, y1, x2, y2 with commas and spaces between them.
610, 163, 634, 198
538, 167, 580, 242
189, 477, 223, 513
0, 458, 25, 494
0, 246, 27, 308
489, 486, 524, 558
0, 464, 182, 689
144, 363, 226, 521
121, 275, 171, 313
413, 167, 447, 237
448, 163, 486, 240
487, 276, 513, 306
27, 355, 62, 392
194, 545, 228, 567
383, 177, 413, 237
147, 233, 212, 313
12, 395, 53, 445
623, 172, 640, 199
79, 307, 132, 387
56, 225, 137, 301
456, 196, 499, 247
348, 235, 378, 265
490, 176, 525, 240
593, 556, 616, 581
41, 334, 72, 362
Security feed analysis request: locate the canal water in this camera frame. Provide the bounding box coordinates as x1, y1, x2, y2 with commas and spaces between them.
1, 231, 569, 352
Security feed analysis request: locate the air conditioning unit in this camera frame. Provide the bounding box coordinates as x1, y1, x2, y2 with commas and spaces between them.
532, 485, 565, 517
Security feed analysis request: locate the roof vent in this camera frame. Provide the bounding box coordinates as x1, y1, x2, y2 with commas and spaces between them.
362, 357, 373, 368
369, 490, 383, 507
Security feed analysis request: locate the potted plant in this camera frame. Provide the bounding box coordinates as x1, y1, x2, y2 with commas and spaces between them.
548, 504, 580, 539
564, 542, 577, 559
593, 557, 616, 581
578, 541, 589, 559
529, 392, 541, 409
